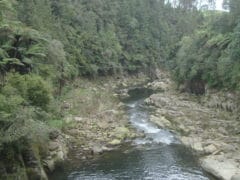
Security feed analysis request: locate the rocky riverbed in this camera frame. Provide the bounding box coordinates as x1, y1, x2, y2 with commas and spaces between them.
144, 71, 240, 180
47, 76, 149, 172
46, 71, 240, 180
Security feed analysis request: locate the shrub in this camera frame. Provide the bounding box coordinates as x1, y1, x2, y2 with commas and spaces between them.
3, 73, 52, 110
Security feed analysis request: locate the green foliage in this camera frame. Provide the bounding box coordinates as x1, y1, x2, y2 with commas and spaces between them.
14, 0, 202, 77
47, 119, 64, 129
0, 23, 47, 75
3, 73, 52, 109
5, 0, 240, 176
173, 7, 240, 91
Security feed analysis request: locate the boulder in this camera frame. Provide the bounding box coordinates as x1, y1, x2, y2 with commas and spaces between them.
74, 117, 83, 122
97, 121, 109, 129
48, 142, 59, 151
178, 124, 190, 135
114, 127, 130, 140
145, 94, 170, 107
231, 174, 240, 180
118, 89, 130, 99
150, 115, 172, 129
91, 145, 104, 154
67, 129, 80, 136
147, 81, 169, 91
180, 136, 204, 154
204, 144, 217, 154
192, 142, 204, 154
43, 159, 55, 172
201, 156, 239, 180
108, 139, 121, 146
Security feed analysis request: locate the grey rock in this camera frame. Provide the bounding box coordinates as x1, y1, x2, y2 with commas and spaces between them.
201, 156, 239, 180
49, 142, 59, 151
231, 174, 240, 180
49, 130, 60, 140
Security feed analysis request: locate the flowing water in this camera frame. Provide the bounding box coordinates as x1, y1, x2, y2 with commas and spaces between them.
49, 88, 214, 180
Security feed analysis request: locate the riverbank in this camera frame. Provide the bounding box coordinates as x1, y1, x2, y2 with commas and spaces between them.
145, 71, 240, 180
5, 70, 239, 179
45, 75, 150, 173
49, 78, 212, 180
0, 74, 151, 180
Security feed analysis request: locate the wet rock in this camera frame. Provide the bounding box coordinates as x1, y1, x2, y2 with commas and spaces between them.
231, 174, 240, 180
201, 156, 240, 180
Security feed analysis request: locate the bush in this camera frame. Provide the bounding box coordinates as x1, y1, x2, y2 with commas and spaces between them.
2, 73, 52, 110
25, 76, 52, 109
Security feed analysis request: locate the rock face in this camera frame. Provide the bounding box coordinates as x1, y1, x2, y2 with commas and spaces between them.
202, 90, 240, 113
43, 131, 68, 173
145, 70, 240, 180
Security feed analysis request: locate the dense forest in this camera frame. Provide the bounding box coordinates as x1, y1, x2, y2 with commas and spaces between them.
0, 0, 240, 179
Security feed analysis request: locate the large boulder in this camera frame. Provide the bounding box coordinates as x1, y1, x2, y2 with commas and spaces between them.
201, 156, 240, 180
231, 174, 240, 180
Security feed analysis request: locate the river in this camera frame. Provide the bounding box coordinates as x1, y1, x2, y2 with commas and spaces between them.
49, 88, 214, 180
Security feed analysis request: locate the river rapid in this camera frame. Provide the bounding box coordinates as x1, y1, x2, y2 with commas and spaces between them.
49, 88, 214, 180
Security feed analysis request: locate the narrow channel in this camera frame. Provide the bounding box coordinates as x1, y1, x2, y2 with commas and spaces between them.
50, 88, 214, 180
